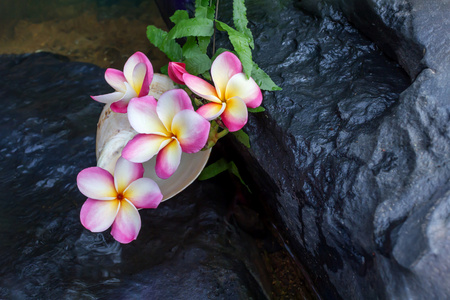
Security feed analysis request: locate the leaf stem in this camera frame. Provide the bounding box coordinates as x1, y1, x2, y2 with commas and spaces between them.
217, 127, 229, 139
212, 0, 219, 55
205, 120, 228, 149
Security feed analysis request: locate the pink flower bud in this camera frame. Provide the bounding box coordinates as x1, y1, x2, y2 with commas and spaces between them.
168, 62, 188, 85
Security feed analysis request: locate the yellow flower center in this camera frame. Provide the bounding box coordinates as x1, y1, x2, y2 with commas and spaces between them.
134, 85, 142, 96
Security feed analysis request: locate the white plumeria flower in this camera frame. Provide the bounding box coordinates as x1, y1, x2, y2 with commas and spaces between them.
77, 157, 162, 243
91, 51, 153, 113
122, 89, 211, 179
182, 51, 263, 132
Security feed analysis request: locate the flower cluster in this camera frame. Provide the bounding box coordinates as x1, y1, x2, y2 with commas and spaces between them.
77, 51, 262, 243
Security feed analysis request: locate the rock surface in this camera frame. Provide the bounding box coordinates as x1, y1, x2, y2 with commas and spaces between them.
0, 53, 271, 299
217, 0, 450, 298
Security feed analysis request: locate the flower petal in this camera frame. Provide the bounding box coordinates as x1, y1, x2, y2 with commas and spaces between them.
110, 199, 141, 244
105, 68, 126, 92
172, 110, 210, 153
121, 81, 139, 101
91, 91, 124, 104
168, 62, 188, 85
80, 198, 119, 232
124, 178, 162, 209
122, 134, 171, 163
221, 96, 248, 132
108, 82, 139, 113
123, 52, 153, 97
110, 99, 129, 113
130, 62, 147, 96
77, 167, 117, 200
183, 74, 221, 103
156, 89, 193, 132
211, 51, 242, 99
225, 73, 263, 108
127, 96, 170, 135
196, 102, 226, 120
155, 139, 182, 179
113, 157, 144, 194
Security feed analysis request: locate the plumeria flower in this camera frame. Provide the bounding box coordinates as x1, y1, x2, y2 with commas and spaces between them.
182, 51, 262, 132
91, 51, 153, 113
77, 157, 163, 244
168, 62, 188, 85
122, 89, 210, 179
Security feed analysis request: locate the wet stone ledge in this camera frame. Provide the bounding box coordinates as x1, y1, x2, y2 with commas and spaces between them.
217, 0, 450, 299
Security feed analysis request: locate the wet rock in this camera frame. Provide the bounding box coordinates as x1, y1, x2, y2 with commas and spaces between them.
217, 0, 449, 298
0, 52, 271, 299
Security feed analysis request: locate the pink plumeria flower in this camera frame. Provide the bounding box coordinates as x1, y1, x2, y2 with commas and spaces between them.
91, 51, 153, 113
122, 90, 210, 179
168, 62, 188, 85
77, 157, 163, 244
183, 51, 262, 132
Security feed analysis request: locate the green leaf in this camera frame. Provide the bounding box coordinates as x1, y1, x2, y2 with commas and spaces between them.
195, 0, 209, 8
248, 106, 265, 113
215, 20, 253, 77
180, 36, 212, 75
195, 0, 215, 19
146, 25, 166, 48
195, 6, 208, 18
198, 158, 229, 180
233, 0, 254, 48
170, 10, 189, 25
198, 158, 251, 193
206, 5, 216, 20
146, 25, 182, 61
232, 129, 251, 148
168, 18, 214, 39
182, 36, 209, 59
197, 36, 210, 53
228, 161, 252, 193
201, 70, 211, 80
185, 54, 212, 75
182, 37, 202, 58
251, 62, 282, 91
227, 34, 253, 77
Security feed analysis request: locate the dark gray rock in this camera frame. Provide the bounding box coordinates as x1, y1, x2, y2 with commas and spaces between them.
0, 53, 271, 299
217, 0, 450, 298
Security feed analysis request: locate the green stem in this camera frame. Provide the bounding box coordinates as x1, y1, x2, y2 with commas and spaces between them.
216, 128, 229, 139
212, 0, 219, 55
204, 120, 228, 149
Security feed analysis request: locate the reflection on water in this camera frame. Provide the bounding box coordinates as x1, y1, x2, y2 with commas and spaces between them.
0, 0, 169, 70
